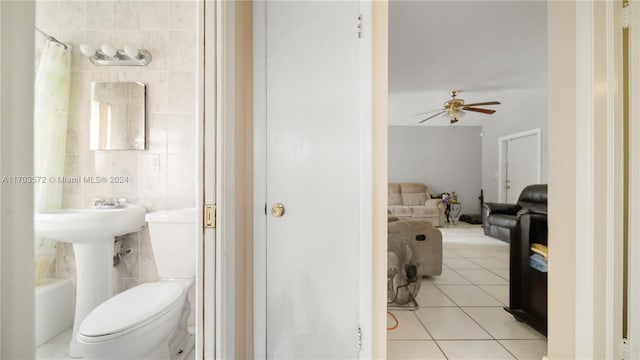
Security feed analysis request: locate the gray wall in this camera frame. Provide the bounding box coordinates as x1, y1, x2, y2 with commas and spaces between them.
481, 88, 548, 202
389, 126, 483, 213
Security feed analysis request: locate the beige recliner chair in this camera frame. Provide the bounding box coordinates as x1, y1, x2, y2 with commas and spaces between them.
388, 183, 446, 227
388, 213, 443, 276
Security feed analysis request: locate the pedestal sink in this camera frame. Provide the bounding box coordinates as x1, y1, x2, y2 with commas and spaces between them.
35, 204, 146, 358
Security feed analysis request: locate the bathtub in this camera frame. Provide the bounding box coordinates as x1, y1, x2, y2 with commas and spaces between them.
35, 278, 74, 347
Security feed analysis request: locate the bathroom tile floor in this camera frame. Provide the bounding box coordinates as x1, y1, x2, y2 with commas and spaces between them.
387, 223, 548, 360
36, 328, 73, 360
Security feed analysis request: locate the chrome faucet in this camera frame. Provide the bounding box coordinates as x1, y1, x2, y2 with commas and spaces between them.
93, 196, 127, 208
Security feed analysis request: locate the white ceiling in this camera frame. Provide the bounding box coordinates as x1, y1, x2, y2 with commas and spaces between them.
389, 1, 548, 126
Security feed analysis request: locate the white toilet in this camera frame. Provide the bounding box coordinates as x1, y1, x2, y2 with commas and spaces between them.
76, 208, 196, 360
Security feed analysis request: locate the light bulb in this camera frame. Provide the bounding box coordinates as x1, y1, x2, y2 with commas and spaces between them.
123, 45, 139, 59
80, 43, 96, 57
444, 109, 465, 121
101, 44, 117, 57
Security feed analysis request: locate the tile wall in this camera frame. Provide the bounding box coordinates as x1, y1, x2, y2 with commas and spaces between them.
35, 1, 198, 297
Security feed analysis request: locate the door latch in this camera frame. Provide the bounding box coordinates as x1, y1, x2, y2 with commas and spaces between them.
204, 204, 216, 229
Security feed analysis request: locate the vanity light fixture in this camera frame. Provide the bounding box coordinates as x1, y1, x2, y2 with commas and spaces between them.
100, 44, 117, 57
79, 43, 152, 66
80, 44, 96, 57
123, 45, 140, 59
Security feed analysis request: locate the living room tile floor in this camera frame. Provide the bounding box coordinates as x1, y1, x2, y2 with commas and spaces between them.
387, 223, 548, 360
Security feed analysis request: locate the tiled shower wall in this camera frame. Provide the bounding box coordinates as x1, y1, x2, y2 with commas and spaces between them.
35, 1, 198, 294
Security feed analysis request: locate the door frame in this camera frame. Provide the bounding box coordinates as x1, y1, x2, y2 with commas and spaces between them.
252, 2, 267, 357
0, 2, 35, 358
627, 0, 640, 357
212, 0, 239, 359
497, 128, 541, 203
210, 1, 255, 358
573, 2, 624, 358
0, 4, 4, 354
200, 0, 216, 359
252, 1, 374, 357
548, 1, 625, 358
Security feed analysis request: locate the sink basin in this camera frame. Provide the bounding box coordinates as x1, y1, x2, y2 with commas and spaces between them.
35, 204, 146, 243
34, 204, 146, 358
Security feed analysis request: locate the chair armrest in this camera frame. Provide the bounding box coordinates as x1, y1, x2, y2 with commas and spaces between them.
483, 202, 521, 215
425, 198, 443, 207
482, 202, 521, 228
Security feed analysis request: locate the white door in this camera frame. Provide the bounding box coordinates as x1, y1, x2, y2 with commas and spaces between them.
264, 1, 361, 358
505, 132, 540, 203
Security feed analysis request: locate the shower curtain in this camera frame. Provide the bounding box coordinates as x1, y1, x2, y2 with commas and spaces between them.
34, 39, 71, 285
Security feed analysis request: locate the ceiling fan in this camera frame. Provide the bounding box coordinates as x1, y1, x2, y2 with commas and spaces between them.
418, 90, 501, 124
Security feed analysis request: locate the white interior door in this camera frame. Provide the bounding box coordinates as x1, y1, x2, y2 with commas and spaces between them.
264, 1, 361, 358
505, 132, 540, 203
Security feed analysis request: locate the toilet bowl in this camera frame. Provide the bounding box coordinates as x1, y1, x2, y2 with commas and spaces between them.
77, 208, 196, 360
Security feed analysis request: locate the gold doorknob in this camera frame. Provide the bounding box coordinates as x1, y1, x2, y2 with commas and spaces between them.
271, 203, 286, 217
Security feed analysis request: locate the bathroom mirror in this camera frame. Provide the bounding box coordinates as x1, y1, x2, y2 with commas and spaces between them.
90, 81, 146, 150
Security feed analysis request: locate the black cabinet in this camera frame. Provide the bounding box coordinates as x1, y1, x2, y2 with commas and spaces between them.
504, 212, 547, 336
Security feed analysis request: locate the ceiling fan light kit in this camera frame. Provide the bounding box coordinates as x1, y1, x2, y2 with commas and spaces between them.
444, 109, 465, 123
418, 89, 501, 124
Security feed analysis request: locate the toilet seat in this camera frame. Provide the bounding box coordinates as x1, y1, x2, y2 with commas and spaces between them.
79, 282, 184, 341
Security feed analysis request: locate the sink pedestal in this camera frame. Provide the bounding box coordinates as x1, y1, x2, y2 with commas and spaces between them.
68, 239, 114, 358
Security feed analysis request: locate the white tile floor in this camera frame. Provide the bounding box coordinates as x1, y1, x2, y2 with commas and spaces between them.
36, 328, 73, 360
387, 224, 548, 360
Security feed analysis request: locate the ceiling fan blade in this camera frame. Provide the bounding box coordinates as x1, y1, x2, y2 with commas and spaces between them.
463, 107, 496, 114
415, 108, 445, 116
418, 111, 445, 123
463, 101, 501, 107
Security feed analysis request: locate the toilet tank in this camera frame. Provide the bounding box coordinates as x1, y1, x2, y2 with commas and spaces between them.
145, 208, 197, 279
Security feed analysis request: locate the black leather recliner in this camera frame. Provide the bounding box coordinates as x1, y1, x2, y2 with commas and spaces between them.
482, 184, 547, 243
